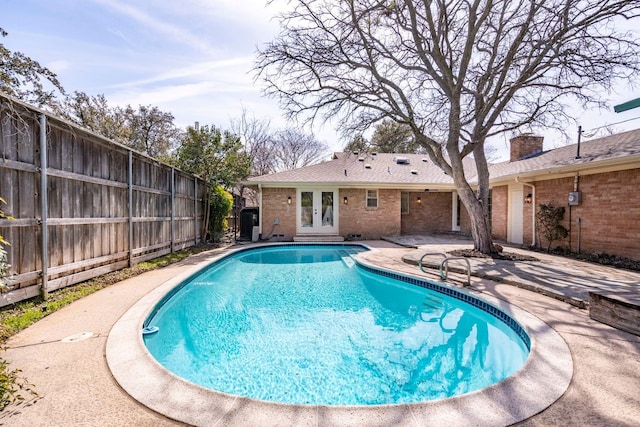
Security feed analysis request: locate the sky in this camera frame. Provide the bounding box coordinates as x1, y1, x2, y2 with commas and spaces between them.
3, 0, 640, 162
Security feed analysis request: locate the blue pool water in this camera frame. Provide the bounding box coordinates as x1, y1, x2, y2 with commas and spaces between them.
144, 245, 529, 405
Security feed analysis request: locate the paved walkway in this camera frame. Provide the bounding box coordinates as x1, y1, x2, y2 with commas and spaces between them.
2, 239, 640, 426
386, 235, 640, 308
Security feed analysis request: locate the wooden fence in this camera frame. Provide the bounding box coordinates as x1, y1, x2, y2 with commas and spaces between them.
0, 95, 206, 307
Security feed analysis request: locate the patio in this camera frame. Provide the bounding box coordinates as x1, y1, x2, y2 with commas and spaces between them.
2, 238, 639, 426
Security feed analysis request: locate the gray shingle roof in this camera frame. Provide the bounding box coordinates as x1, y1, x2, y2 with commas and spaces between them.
488, 128, 640, 181
247, 152, 475, 188
247, 128, 640, 188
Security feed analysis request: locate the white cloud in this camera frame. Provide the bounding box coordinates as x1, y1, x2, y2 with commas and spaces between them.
92, 0, 221, 55
108, 56, 255, 89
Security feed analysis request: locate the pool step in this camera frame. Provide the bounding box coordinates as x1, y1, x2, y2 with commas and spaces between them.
337, 249, 356, 268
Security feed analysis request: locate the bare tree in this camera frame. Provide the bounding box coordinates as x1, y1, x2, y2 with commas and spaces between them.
231, 108, 276, 177
272, 128, 329, 171
256, 0, 640, 254
230, 109, 276, 206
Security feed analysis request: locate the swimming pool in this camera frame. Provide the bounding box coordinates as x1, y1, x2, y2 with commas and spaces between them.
142, 244, 529, 405
107, 242, 573, 426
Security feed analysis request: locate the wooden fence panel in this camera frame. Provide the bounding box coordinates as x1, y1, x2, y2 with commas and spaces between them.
0, 96, 206, 306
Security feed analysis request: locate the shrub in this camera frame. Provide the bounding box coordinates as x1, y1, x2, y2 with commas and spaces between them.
208, 186, 233, 241
536, 203, 569, 252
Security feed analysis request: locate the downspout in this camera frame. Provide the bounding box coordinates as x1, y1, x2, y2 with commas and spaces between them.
515, 177, 536, 246
258, 184, 263, 236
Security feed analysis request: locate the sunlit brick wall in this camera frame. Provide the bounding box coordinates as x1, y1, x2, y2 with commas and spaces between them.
339, 188, 401, 239
529, 168, 640, 260
260, 187, 297, 239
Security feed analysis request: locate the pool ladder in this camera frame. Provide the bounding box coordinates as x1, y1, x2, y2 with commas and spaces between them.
419, 252, 471, 287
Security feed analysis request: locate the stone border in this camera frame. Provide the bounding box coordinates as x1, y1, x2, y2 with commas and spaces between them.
106, 243, 573, 426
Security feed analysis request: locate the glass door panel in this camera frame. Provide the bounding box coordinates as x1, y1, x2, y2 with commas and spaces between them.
301, 191, 313, 228
321, 192, 334, 226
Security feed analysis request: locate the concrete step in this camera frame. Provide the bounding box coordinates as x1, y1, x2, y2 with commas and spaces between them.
293, 235, 345, 242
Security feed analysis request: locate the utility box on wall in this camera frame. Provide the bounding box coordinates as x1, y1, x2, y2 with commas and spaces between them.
568, 191, 582, 206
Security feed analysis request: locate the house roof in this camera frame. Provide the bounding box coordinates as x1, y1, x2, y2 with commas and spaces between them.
246, 128, 640, 189
488, 128, 640, 182
247, 152, 476, 189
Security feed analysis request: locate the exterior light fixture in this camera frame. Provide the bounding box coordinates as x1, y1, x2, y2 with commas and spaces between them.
343, 196, 348, 205
287, 196, 292, 205
525, 193, 532, 204
417, 196, 422, 204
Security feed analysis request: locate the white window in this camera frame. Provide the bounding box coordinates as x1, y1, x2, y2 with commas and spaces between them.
366, 189, 379, 208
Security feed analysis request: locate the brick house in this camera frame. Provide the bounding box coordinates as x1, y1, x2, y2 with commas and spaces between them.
246, 129, 640, 260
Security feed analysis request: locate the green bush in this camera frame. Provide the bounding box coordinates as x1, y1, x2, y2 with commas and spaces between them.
208, 185, 233, 240
536, 203, 569, 252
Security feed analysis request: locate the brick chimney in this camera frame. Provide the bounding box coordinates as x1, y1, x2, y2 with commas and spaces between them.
510, 134, 544, 162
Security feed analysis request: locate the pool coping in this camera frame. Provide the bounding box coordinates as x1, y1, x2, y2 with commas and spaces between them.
106, 243, 573, 426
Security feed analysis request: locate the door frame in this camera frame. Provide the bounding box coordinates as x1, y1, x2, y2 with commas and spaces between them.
296, 188, 339, 235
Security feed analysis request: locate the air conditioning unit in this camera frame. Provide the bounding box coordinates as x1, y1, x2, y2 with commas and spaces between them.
568, 191, 582, 206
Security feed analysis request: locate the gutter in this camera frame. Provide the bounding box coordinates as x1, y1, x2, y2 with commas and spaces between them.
515, 176, 536, 247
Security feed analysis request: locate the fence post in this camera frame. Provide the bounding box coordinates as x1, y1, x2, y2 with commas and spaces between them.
194, 177, 198, 245
39, 113, 48, 299
128, 150, 133, 267
171, 167, 175, 253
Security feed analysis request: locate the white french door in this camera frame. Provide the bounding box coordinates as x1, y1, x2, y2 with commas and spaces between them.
297, 189, 338, 235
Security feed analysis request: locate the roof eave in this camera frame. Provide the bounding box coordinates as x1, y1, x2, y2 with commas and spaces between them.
490, 154, 640, 185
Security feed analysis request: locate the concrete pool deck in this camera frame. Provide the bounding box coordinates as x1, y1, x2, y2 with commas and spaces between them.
3, 238, 640, 426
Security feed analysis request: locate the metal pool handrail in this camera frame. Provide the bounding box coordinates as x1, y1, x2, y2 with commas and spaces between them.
418, 252, 447, 274
439, 256, 471, 287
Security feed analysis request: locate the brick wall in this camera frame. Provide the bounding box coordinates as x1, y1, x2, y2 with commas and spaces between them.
528, 169, 640, 260
339, 188, 401, 238
261, 187, 297, 238
491, 185, 508, 240
401, 192, 453, 234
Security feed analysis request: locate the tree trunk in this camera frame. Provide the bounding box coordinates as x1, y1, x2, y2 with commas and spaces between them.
465, 195, 495, 254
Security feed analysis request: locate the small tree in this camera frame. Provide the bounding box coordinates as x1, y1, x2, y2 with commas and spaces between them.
208, 186, 233, 241
536, 203, 569, 252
